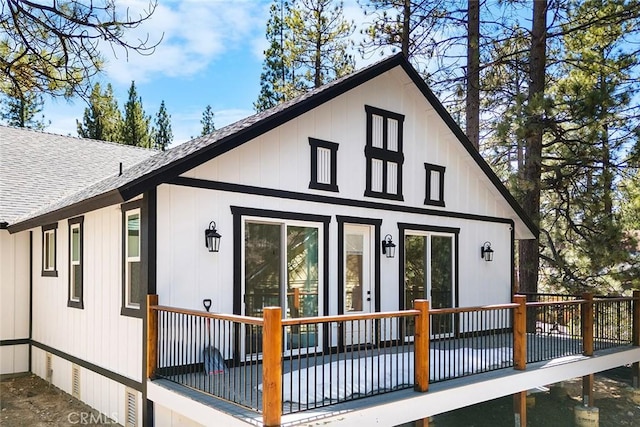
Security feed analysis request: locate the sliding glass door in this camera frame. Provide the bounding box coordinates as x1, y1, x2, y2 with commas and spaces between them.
404, 232, 455, 336
243, 220, 322, 355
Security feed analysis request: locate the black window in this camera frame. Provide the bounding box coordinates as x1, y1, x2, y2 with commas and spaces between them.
424, 163, 445, 207
364, 105, 404, 200
309, 137, 339, 192
68, 217, 84, 309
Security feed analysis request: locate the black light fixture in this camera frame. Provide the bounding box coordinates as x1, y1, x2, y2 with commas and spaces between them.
381, 234, 396, 259
481, 241, 494, 262
205, 221, 221, 253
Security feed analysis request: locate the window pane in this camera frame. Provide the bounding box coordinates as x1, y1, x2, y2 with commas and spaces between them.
44, 231, 55, 270
128, 261, 141, 306
430, 170, 441, 201
72, 264, 82, 300
387, 118, 398, 151
127, 213, 140, 258
430, 236, 453, 309
71, 226, 80, 262
371, 158, 383, 192
245, 222, 281, 318
404, 235, 426, 309
345, 233, 364, 312
317, 147, 331, 185
372, 115, 383, 148
387, 161, 398, 194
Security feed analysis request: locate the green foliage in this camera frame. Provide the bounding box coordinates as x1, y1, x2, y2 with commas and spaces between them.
255, 0, 354, 110
76, 83, 122, 141
121, 81, 151, 148
201, 105, 216, 136
0, 1, 158, 99
152, 100, 172, 151
1, 88, 48, 129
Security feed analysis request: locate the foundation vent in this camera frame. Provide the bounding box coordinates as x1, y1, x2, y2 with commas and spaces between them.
71, 364, 80, 399
125, 388, 138, 427
45, 353, 53, 383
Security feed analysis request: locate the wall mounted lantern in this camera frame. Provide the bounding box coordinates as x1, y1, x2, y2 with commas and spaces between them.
205, 221, 221, 253
381, 234, 396, 259
481, 241, 494, 262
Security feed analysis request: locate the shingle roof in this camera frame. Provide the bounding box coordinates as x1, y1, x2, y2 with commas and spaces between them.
0, 126, 156, 226
4, 54, 538, 238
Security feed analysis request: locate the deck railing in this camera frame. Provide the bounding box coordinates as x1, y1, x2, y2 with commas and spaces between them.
147, 291, 639, 427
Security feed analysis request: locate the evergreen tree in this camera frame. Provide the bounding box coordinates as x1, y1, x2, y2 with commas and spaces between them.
1, 88, 48, 129
286, 0, 355, 93
255, 1, 292, 111
152, 100, 172, 151
76, 83, 122, 142
121, 81, 151, 148
201, 105, 216, 136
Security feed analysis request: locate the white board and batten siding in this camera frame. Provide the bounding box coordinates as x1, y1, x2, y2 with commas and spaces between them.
0, 229, 30, 374
156, 66, 520, 315
29, 203, 143, 425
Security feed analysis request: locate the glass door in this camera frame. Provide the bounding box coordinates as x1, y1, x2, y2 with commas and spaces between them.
404, 232, 455, 337
343, 224, 373, 346
243, 220, 321, 356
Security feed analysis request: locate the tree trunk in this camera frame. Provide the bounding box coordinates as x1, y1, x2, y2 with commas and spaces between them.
466, 0, 480, 150
402, 0, 410, 57
518, 0, 547, 294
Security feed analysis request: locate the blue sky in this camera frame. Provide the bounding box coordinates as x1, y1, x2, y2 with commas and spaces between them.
44, 0, 372, 145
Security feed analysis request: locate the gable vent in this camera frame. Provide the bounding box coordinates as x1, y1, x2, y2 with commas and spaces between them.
45, 353, 53, 383
71, 364, 81, 399
125, 388, 138, 427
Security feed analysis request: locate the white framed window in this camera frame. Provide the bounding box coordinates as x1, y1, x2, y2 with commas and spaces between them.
68, 217, 84, 309
42, 223, 58, 277
125, 208, 141, 309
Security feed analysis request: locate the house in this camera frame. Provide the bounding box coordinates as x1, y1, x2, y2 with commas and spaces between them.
1, 54, 638, 427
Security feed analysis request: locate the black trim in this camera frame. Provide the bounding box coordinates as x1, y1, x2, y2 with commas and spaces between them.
41, 223, 58, 277
510, 220, 516, 297
336, 216, 382, 317
309, 137, 339, 192
29, 230, 33, 372
424, 163, 446, 207
142, 189, 156, 427
121, 199, 144, 318
31, 340, 143, 391
0, 221, 8, 229
397, 223, 460, 312
364, 105, 405, 201
0, 338, 30, 346
171, 177, 513, 226
67, 216, 84, 309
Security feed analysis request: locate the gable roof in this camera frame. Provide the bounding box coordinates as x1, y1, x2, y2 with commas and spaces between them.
6, 54, 538, 238
0, 126, 156, 227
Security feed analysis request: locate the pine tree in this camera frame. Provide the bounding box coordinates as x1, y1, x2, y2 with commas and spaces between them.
201, 105, 216, 136
152, 100, 172, 151
1, 88, 48, 129
255, 0, 292, 111
121, 81, 151, 148
76, 83, 122, 141
285, 0, 355, 92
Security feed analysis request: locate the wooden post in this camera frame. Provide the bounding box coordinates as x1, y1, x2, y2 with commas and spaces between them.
414, 417, 430, 427
513, 390, 527, 427
633, 290, 639, 388
414, 299, 430, 393
262, 307, 282, 427
582, 293, 594, 357
513, 295, 527, 370
146, 294, 159, 379
582, 374, 594, 407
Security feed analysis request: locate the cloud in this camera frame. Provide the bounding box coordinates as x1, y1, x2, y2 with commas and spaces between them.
102, 1, 269, 84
